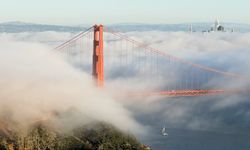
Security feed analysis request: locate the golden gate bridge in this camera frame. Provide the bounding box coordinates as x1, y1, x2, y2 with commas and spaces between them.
54, 25, 249, 97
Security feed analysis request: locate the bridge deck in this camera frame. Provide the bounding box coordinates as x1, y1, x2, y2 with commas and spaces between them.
126, 89, 246, 97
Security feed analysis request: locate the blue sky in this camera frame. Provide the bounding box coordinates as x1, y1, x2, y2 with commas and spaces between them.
1, 0, 249, 25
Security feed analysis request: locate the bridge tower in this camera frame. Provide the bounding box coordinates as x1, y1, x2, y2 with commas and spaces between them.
93, 25, 104, 87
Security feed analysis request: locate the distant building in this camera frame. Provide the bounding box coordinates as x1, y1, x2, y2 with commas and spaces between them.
188, 24, 193, 33
190, 19, 234, 33
214, 19, 224, 32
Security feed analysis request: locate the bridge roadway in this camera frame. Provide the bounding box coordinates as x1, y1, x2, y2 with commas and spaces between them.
126, 89, 248, 97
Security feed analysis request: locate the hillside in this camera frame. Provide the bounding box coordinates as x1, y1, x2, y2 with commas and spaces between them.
0, 122, 146, 150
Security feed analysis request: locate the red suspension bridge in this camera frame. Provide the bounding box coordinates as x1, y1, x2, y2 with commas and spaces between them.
54, 25, 249, 97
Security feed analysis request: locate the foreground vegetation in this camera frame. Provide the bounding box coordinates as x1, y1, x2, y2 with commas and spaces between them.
0, 122, 147, 150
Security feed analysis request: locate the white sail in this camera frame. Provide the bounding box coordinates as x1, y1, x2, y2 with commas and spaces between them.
162, 126, 168, 136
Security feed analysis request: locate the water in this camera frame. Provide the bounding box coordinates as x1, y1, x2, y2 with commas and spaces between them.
132, 96, 250, 150
144, 128, 250, 150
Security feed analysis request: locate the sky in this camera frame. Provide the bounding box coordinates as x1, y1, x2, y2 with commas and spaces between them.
0, 0, 249, 25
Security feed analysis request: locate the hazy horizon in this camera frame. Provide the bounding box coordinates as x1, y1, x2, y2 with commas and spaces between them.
1, 0, 250, 25
1, 20, 250, 26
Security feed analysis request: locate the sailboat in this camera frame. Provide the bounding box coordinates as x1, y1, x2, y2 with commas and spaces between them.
162, 126, 168, 136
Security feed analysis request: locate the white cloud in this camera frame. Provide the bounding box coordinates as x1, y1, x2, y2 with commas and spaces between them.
0, 34, 144, 135
1, 30, 249, 135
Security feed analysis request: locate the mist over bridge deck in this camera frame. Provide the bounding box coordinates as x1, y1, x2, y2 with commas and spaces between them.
54, 24, 250, 98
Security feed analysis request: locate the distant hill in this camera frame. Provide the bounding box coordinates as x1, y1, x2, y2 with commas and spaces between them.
0, 21, 85, 33
0, 21, 250, 32
108, 22, 250, 32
